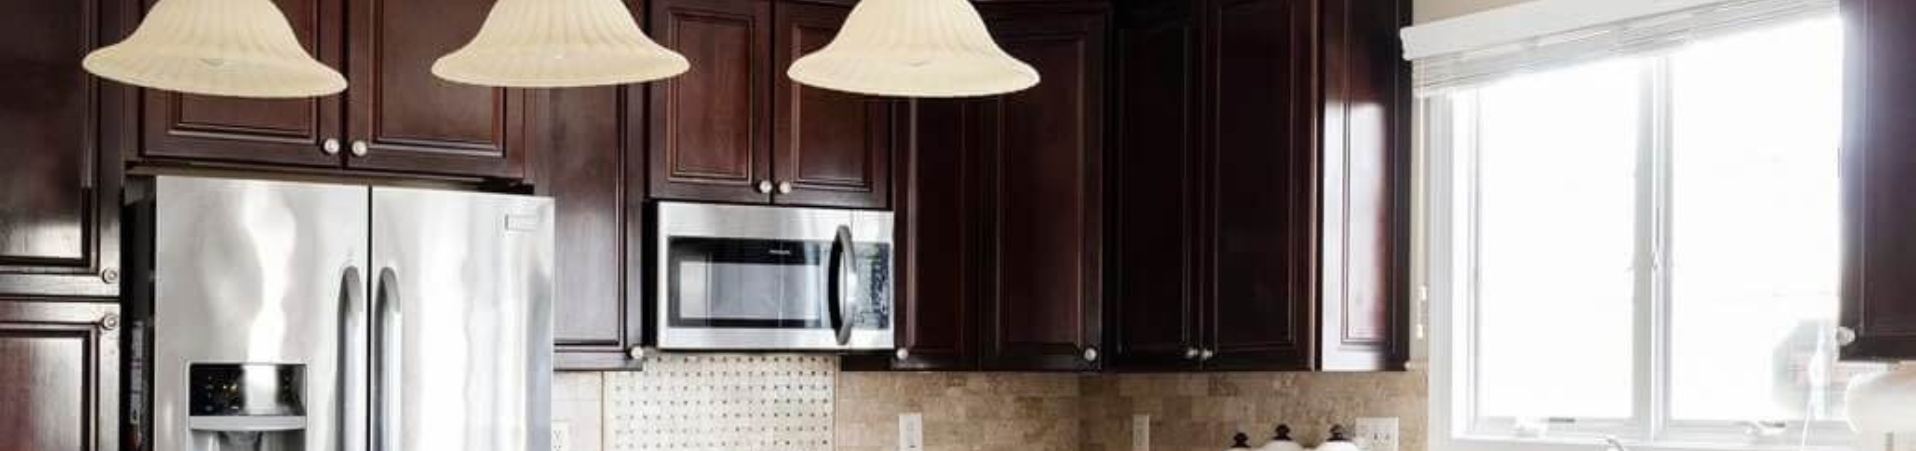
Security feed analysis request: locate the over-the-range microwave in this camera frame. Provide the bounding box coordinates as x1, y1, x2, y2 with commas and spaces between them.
653, 201, 894, 351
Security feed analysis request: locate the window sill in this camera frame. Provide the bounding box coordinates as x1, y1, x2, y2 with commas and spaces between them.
1437, 435, 1855, 451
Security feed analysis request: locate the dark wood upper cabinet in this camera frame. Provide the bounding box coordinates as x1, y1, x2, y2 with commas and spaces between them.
772, 2, 894, 209
881, 99, 983, 371
648, 0, 775, 204
1841, 0, 1916, 360
137, 0, 343, 169
537, 83, 648, 369
1105, 0, 1407, 372
1108, 0, 1201, 371
975, 9, 1106, 372
345, 0, 527, 179
0, 301, 121, 451
0, 0, 124, 299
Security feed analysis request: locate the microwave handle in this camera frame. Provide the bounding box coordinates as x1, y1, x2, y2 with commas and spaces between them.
828, 225, 855, 346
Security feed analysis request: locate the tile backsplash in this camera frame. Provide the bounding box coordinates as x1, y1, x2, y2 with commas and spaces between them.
552, 358, 1428, 451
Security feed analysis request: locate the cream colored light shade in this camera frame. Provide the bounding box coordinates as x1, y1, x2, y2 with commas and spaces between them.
1847, 364, 1916, 433
434, 0, 689, 88
786, 0, 1037, 98
82, 0, 344, 98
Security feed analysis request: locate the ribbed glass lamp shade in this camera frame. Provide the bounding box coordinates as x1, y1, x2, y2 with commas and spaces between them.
785, 0, 1037, 98
433, 0, 689, 88
81, 0, 344, 98
1847, 364, 1916, 433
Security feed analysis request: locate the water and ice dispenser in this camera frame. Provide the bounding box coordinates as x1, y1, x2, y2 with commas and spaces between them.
185, 364, 308, 451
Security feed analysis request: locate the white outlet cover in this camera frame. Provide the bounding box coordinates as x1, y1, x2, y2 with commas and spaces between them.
1354, 417, 1400, 451
899, 413, 924, 451
552, 421, 572, 451
1132, 414, 1151, 451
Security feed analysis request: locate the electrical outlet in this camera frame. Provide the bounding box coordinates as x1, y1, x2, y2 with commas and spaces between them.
899, 413, 924, 451
1354, 417, 1399, 451
551, 421, 572, 451
1132, 414, 1151, 451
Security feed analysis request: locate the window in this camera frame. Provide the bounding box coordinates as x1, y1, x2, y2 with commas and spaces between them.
1428, 15, 1887, 451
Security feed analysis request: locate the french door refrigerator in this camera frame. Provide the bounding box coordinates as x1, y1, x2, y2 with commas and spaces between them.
124, 176, 553, 451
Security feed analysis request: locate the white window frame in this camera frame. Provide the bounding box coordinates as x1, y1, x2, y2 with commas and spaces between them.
1423, 47, 1861, 451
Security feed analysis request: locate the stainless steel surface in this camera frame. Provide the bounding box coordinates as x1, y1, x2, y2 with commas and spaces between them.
756, 180, 774, 193
351, 140, 369, 157
1602, 436, 1630, 451
371, 186, 553, 451
654, 201, 894, 350
323, 139, 342, 155
828, 225, 854, 346
777, 181, 794, 194
151, 176, 369, 451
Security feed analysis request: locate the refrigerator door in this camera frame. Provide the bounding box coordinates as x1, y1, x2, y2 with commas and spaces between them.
149, 176, 370, 451
370, 187, 553, 451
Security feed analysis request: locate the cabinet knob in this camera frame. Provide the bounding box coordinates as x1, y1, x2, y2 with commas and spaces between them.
322, 139, 342, 155
1184, 347, 1201, 360
627, 346, 646, 360
350, 140, 369, 157
755, 180, 773, 193
1199, 349, 1216, 361
100, 268, 119, 284
777, 181, 795, 194
1083, 346, 1100, 362
99, 314, 119, 331
896, 348, 910, 360
1836, 326, 1858, 347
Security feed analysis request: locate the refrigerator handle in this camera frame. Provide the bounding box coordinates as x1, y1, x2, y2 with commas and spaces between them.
372, 267, 402, 451
339, 266, 369, 451
828, 225, 855, 346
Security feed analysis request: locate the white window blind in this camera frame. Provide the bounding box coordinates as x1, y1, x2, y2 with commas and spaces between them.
1401, 0, 1835, 95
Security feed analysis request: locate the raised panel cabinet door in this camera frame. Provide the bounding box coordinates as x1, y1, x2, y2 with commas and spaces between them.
649, 0, 774, 204
0, 0, 123, 298
772, 2, 894, 209
883, 99, 983, 371
346, 0, 528, 179
1316, 0, 1408, 371
976, 10, 1107, 372
137, 0, 343, 169
1201, 0, 1316, 371
1109, 2, 1201, 372
1841, 0, 1916, 359
538, 85, 647, 369
0, 301, 120, 451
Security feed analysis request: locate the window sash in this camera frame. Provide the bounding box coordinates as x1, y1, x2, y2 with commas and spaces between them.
1429, 51, 1858, 451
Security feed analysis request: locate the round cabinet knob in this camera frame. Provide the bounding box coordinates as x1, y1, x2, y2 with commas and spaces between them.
896, 348, 910, 360
100, 268, 119, 284
322, 139, 342, 155
1083, 347, 1100, 362
1200, 349, 1216, 361
1185, 347, 1202, 360
627, 346, 646, 360
1836, 326, 1858, 347
99, 314, 120, 331
776, 181, 795, 194
755, 180, 774, 193
350, 140, 370, 157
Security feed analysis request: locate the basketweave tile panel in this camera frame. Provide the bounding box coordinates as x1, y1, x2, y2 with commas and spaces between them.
605, 354, 837, 451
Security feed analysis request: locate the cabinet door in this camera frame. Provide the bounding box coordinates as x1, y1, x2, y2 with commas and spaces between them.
1841, 0, 1916, 359
346, 0, 528, 179
137, 0, 343, 169
649, 0, 774, 204
772, 2, 893, 209
976, 11, 1106, 372
539, 83, 648, 369
1316, 0, 1407, 371
0, 301, 120, 451
0, 0, 123, 298
884, 99, 982, 371
1108, 2, 1201, 371
1201, 0, 1315, 371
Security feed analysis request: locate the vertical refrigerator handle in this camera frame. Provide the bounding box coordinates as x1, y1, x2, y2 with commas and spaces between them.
372, 267, 402, 451
339, 266, 369, 451
828, 226, 855, 346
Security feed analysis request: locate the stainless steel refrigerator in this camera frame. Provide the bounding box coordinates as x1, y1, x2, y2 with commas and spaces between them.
124, 176, 553, 451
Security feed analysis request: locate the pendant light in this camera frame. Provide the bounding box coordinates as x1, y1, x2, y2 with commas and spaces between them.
82, 0, 345, 98
434, 0, 688, 88
1848, 363, 1916, 449
786, 0, 1038, 98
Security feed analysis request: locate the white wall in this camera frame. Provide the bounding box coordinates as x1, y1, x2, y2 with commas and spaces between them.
1415, 0, 1535, 23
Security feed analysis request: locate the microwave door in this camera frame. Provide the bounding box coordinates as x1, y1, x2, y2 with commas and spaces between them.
370, 187, 553, 451
662, 237, 835, 349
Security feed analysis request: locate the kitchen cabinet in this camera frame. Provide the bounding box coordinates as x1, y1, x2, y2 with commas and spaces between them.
648, 0, 893, 209
1107, 0, 1408, 372
1840, 0, 1916, 360
0, 300, 120, 451
869, 4, 1109, 372
0, 0, 127, 299
131, 0, 530, 180
537, 84, 648, 369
